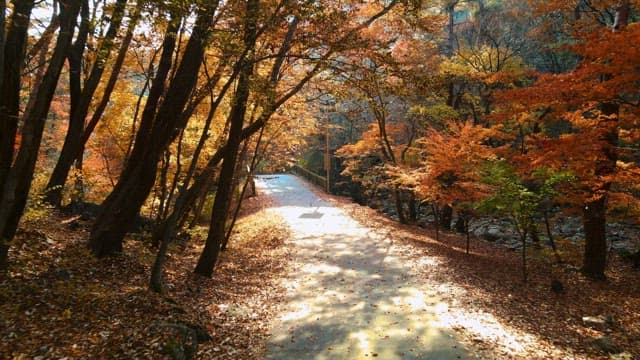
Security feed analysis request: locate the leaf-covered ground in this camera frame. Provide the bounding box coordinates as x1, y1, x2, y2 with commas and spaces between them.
0, 192, 292, 359
316, 187, 640, 359
2, 179, 639, 359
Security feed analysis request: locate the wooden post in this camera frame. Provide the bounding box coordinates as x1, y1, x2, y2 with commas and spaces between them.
325, 114, 330, 193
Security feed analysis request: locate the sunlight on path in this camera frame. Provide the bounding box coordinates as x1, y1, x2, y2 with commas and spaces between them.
260, 174, 468, 360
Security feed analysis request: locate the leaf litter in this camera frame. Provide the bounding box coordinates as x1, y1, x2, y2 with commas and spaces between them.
0, 192, 292, 359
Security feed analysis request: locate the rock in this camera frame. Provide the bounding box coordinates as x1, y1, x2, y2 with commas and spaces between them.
591, 336, 621, 354
583, 315, 614, 331
482, 226, 504, 242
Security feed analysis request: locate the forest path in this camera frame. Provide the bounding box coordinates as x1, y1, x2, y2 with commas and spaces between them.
259, 174, 469, 360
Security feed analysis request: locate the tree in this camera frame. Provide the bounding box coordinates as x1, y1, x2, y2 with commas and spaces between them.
415, 121, 492, 242
44, 0, 130, 206
494, 0, 638, 279
0, 0, 83, 269
0, 0, 36, 197
89, 2, 219, 257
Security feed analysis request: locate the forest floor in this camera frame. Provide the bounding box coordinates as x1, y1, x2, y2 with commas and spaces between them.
0, 191, 293, 359
1, 174, 639, 359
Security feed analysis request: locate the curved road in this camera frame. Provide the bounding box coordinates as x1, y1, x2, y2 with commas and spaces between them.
258, 174, 469, 360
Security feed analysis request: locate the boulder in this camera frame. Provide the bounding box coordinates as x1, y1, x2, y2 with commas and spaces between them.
481, 226, 504, 242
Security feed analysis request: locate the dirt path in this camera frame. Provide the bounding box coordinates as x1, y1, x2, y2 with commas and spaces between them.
259, 174, 469, 359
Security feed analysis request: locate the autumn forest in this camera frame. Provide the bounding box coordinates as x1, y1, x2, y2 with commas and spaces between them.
1, 0, 639, 358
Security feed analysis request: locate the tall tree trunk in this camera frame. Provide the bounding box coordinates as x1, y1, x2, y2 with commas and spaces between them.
0, 0, 35, 193
581, 0, 627, 279
89, 3, 218, 257
194, 0, 260, 277
45, 0, 128, 206
0, 0, 5, 93
89, 12, 180, 256
582, 104, 617, 280
0, 0, 82, 269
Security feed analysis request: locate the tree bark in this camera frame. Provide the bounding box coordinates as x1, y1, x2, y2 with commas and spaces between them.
0, 0, 35, 192
0, 0, 82, 269
0, 0, 5, 93
194, 0, 260, 277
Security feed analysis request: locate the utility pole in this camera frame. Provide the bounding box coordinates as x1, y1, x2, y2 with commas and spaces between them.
325, 111, 330, 193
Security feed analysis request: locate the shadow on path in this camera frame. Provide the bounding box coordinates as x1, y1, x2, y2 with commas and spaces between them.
260, 174, 469, 360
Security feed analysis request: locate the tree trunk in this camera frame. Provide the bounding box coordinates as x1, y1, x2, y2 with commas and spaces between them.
393, 187, 407, 224
521, 230, 528, 283
90, 3, 218, 257
580, 1, 627, 280
465, 217, 470, 254
543, 210, 561, 263
455, 215, 465, 233
0, 0, 35, 192
194, 0, 259, 277
581, 101, 618, 279
222, 127, 265, 251
89, 12, 180, 256
0, 0, 5, 93
407, 192, 417, 223
162, 16, 300, 242
440, 204, 453, 230
432, 204, 440, 241
0, 0, 81, 269
582, 196, 608, 280
45, 0, 128, 206
529, 223, 540, 248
